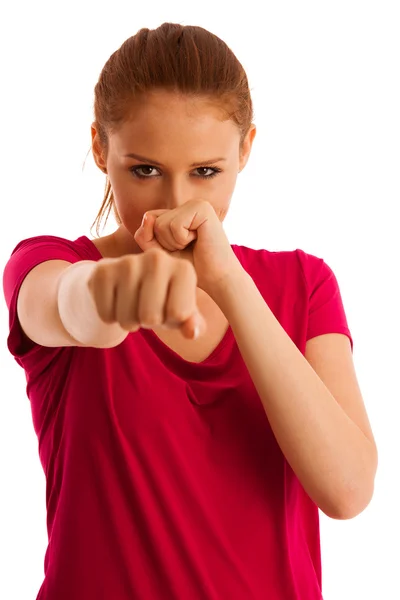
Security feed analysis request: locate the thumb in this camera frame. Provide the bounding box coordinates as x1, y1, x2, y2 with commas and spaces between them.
133, 213, 164, 252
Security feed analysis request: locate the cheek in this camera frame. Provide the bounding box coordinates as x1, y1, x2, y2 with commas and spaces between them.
214, 194, 232, 221
111, 190, 138, 223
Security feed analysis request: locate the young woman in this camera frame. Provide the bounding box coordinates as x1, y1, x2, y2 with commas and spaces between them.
3, 22, 377, 600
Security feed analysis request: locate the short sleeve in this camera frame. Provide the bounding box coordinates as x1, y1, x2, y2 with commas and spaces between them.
296, 249, 353, 352
2, 236, 83, 373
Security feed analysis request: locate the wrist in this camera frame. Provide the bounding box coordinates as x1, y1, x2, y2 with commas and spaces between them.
207, 267, 252, 306
57, 261, 127, 347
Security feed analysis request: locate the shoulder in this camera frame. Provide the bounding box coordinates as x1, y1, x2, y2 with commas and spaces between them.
3, 234, 100, 308
232, 244, 344, 307
7, 234, 98, 261
232, 243, 325, 282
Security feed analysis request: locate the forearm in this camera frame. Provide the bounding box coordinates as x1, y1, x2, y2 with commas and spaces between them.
57, 260, 128, 348
210, 270, 376, 519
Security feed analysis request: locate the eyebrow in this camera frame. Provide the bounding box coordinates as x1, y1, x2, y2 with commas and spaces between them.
123, 152, 227, 167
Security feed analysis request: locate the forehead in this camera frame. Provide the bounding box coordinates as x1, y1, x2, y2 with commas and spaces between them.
110, 91, 240, 152
126, 89, 230, 121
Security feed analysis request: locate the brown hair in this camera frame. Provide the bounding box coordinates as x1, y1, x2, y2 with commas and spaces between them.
90, 22, 254, 237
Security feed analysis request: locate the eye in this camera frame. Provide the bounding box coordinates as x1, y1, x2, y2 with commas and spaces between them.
129, 165, 222, 179
130, 165, 159, 178
195, 167, 221, 179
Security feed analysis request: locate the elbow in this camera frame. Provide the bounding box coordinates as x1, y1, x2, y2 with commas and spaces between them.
323, 443, 378, 520
321, 480, 376, 521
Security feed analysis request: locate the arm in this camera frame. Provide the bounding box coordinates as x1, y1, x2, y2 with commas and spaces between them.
210, 271, 378, 520
17, 260, 128, 348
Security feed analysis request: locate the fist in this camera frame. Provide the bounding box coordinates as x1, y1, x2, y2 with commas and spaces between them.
133, 199, 242, 298
87, 249, 207, 340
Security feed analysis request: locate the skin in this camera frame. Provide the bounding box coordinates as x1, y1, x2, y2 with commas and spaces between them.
91, 90, 257, 301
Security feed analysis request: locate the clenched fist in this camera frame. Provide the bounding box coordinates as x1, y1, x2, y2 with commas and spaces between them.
87, 248, 206, 340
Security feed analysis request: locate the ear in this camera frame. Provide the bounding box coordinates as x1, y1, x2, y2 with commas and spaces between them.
239, 124, 257, 172
91, 123, 108, 174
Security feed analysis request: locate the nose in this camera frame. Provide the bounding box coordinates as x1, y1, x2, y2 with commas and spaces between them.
160, 176, 193, 210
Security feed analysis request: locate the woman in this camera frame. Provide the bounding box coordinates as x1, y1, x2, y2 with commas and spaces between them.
3, 22, 377, 600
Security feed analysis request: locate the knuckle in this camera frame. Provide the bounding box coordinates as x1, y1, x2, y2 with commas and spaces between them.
117, 255, 138, 276
176, 257, 197, 279
145, 247, 165, 259
143, 248, 168, 268
169, 219, 181, 236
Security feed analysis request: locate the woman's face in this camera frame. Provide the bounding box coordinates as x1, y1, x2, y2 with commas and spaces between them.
92, 90, 256, 253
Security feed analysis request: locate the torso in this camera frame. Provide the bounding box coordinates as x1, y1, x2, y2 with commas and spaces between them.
92, 234, 229, 363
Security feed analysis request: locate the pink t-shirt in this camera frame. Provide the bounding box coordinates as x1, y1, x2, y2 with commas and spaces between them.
3, 235, 353, 600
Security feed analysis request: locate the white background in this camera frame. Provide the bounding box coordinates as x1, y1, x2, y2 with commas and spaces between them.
1, 1, 399, 598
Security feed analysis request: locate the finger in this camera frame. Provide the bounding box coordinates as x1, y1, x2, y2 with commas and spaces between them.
166, 263, 206, 339
88, 260, 117, 324
169, 218, 198, 248
137, 257, 172, 329
114, 260, 141, 331
134, 214, 164, 252
150, 207, 198, 250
